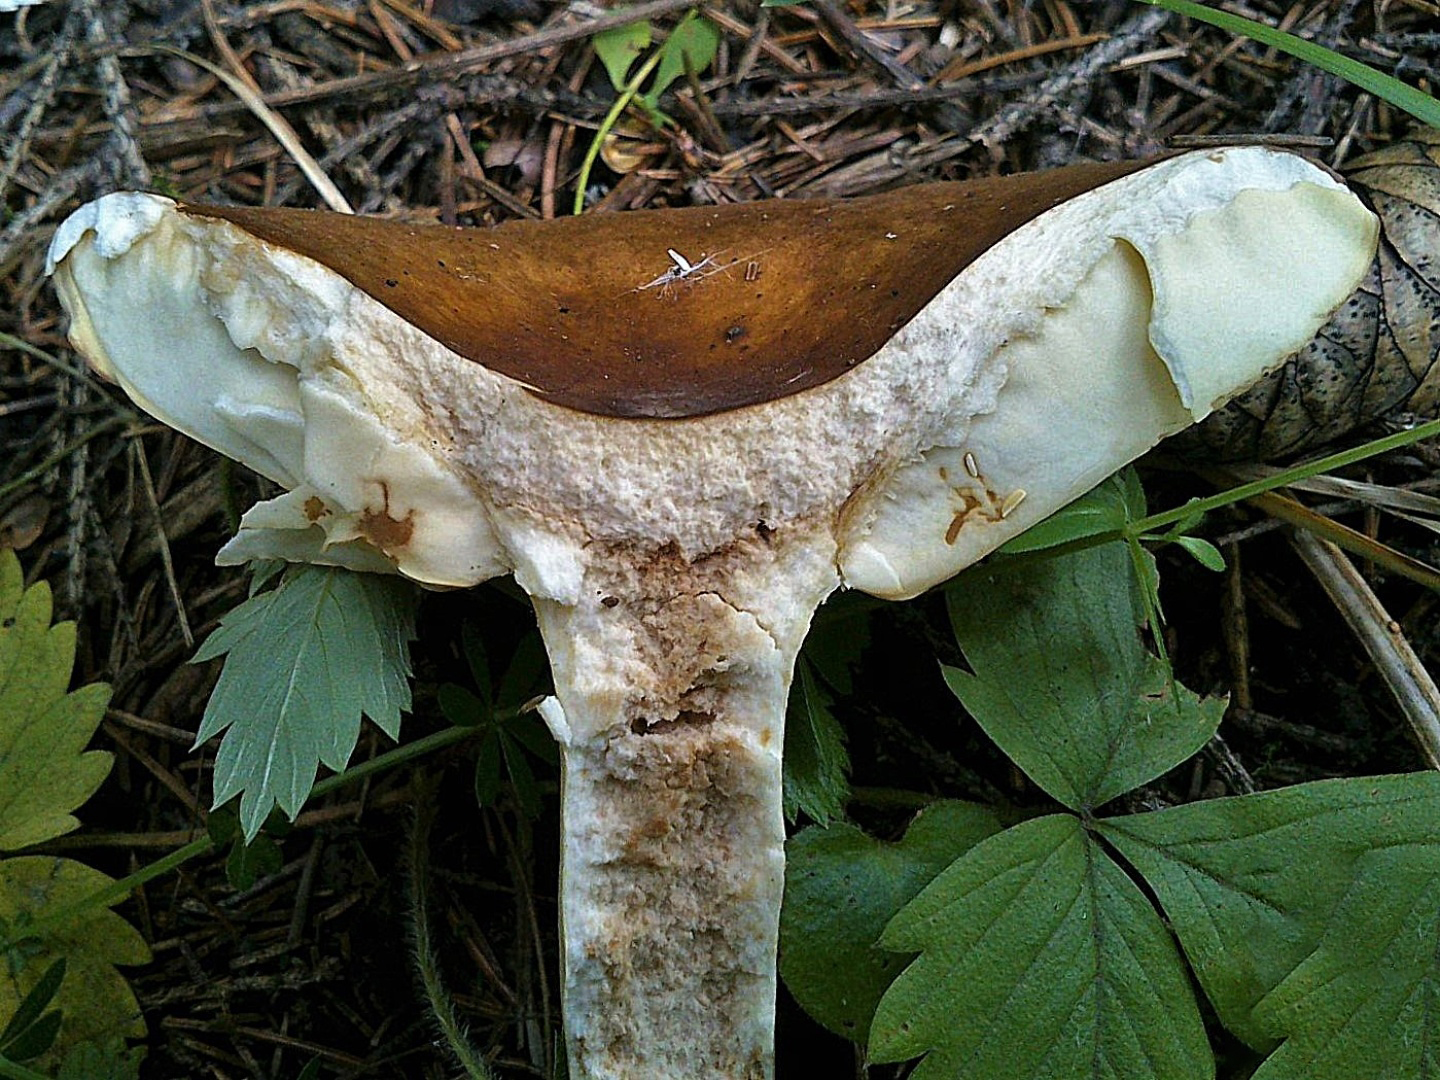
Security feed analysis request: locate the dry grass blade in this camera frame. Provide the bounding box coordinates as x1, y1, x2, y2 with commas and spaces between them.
148, 44, 353, 213
1291, 530, 1440, 769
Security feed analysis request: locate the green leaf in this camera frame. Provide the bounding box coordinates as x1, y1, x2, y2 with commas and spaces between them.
3, 1004, 62, 1062
1174, 534, 1226, 573
945, 543, 1223, 810
0, 957, 65, 1054
498, 731, 542, 818
0, 858, 150, 1068
193, 564, 419, 840
460, 620, 493, 709
1250, 846, 1440, 1079
870, 815, 1210, 1080
779, 801, 1003, 1043
438, 683, 490, 729
998, 470, 1140, 554
0, 552, 113, 851
1097, 772, 1440, 1049
782, 659, 851, 825
1137, 0, 1440, 130
496, 628, 549, 712
224, 833, 283, 891
644, 14, 720, 106
592, 20, 652, 90
473, 730, 503, 810
56, 1036, 145, 1080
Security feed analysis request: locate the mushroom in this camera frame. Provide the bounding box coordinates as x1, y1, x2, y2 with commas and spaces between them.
48, 148, 1376, 1079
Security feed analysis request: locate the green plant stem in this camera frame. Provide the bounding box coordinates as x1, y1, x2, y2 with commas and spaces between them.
572, 47, 666, 215
5, 723, 482, 951
309, 722, 476, 800
1137, 0, 1440, 129
0, 1055, 54, 1080
408, 794, 494, 1079
1135, 418, 1440, 537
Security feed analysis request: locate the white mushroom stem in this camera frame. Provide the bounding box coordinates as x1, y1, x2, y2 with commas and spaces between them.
534, 537, 836, 1078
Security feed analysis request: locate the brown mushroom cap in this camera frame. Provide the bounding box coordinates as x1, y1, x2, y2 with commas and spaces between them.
186, 159, 1150, 418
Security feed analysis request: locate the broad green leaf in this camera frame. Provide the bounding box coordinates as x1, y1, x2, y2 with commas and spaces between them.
644, 14, 720, 106
1250, 846, 1440, 1080
592, 20, 651, 90
0, 858, 150, 1069
780, 801, 1003, 1043
1097, 772, 1440, 1049
998, 469, 1142, 554
0, 551, 112, 851
56, 1036, 145, 1080
871, 815, 1210, 1080
782, 659, 851, 825
945, 543, 1222, 810
193, 564, 419, 840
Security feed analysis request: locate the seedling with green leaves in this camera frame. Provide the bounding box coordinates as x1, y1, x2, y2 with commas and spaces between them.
574, 11, 720, 213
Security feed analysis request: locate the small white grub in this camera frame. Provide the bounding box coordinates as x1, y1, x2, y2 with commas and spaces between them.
744, 260, 761, 282
999, 488, 1027, 519
962, 451, 980, 478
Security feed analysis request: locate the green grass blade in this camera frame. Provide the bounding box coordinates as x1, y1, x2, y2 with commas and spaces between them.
1137, 0, 1440, 129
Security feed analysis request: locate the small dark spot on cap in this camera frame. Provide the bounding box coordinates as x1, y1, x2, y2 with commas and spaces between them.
601, 595, 620, 608
725, 324, 746, 343
384, 278, 399, 287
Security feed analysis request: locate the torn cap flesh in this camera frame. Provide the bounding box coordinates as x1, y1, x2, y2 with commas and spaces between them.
47, 147, 1378, 1080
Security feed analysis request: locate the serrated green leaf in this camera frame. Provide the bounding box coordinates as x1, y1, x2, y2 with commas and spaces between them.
782, 660, 851, 825
1097, 772, 1440, 1050
1250, 845, 1440, 1080
946, 543, 1222, 810
592, 20, 651, 90
193, 564, 419, 839
779, 801, 1003, 1043
643, 14, 719, 106
0, 552, 113, 851
871, 815, 1210, 1080
0, 858, 149, 1069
